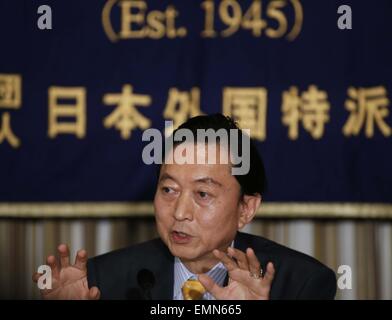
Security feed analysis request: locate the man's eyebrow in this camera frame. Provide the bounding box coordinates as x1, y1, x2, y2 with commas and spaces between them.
159, 174, 223, 187
158, 173, 177, 183
194, 177, 223, 187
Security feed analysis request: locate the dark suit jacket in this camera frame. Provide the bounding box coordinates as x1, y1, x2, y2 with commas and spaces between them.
87, 232, 337, 300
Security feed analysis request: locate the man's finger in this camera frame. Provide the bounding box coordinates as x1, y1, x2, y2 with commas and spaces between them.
32, 272, 42, 283
58, 244, 70, 268
262, 262, 275, 284
246, 248, 261, 278
74, 249, 88, 270
198, 274, 225, 300
213, 249, 238, 272
46, 255, 60, 279
88, 286, 101, 300
228, 247, 249, 271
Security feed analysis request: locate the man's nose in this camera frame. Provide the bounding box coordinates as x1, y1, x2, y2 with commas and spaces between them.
173, 192, 193, 221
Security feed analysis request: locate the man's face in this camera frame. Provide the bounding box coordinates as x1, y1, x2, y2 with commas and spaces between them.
154, 143, 246, 268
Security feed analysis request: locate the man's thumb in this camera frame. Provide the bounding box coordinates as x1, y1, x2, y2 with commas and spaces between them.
198, 274, 223, 299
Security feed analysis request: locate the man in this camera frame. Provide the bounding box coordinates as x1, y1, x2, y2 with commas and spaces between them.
33, 114, 336, 300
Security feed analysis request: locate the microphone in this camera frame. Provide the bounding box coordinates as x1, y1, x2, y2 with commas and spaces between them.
137, 269, 155, 300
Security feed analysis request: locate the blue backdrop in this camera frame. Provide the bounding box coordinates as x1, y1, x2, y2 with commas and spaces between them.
0, 0, 391, 207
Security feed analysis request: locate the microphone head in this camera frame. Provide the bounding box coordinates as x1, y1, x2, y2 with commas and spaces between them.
137, 269, 155, 291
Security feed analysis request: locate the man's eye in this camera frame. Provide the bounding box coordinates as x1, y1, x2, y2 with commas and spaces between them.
198, 191, 209, 199
162, 187, 172, 193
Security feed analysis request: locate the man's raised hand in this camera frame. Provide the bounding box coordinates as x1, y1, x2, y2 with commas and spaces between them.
32, 244, 100, 300
198, 247, 275, 300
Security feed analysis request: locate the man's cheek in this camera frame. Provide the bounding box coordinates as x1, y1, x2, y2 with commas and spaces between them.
197, 209, 219, 226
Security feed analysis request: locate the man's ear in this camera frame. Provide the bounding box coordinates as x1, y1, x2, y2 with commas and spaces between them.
238, 193, 262, 229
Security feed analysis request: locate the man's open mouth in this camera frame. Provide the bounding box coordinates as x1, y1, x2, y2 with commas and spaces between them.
171, 231, 193, 243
